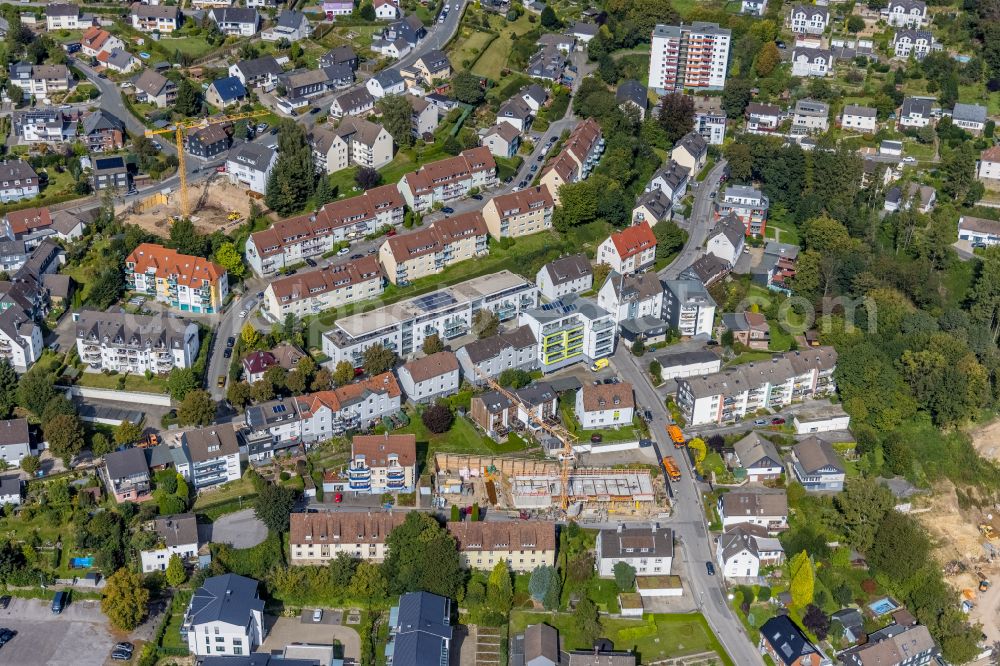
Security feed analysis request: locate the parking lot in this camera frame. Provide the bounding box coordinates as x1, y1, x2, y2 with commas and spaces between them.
0, 596, 119, 666
258, 615, 360, 663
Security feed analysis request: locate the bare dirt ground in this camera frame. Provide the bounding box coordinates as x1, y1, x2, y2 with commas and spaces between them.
970, 419, 1000, 462
118, 177, 259, 238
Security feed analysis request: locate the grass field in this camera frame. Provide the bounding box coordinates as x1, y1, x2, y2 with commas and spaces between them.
450, 28, 495, 70
325, 142, 451, 199
509, 612, 733, 665
75, 369, 169, 394
765, 216, 800, 246
396, 411, 536, 470
157, 35, 217, 59
472, 13, 538, 80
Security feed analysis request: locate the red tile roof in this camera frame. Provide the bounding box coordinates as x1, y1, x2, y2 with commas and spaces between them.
126, 243, 226, 288
400, 148, 496, 196
269, 256, 382, 303
351, 433, 416, 467
242, 350, 277, 375
609, 221, 656, 260
6, 206, 52, 236
384, 211, 486, 262
297, 372, 401, 416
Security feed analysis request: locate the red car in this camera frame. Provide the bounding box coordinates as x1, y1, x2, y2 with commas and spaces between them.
334, 493, 343, 503
215, 165, 226, 173
771, 417, 786, 425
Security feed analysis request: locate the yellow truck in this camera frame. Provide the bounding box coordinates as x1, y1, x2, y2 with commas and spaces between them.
662, 456, 682, 482
667, 425, 685, 448
590, 358, 609, 372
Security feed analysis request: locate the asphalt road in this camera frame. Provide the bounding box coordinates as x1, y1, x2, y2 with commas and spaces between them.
660, 159, 729, 280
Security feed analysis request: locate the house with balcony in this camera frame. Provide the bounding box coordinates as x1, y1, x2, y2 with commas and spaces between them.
662, 279, 716, 338
898, 97, 934, 128
345, 433, 416, 493
481, 122, 521, 159
371, 15, 426, 58
82, 110, 127, 153
0, 303, 42, 372
456, 325, 538, 385
717, 185, 769, 236
407, 95, 438, 137
397, 147, 498, 212
646, 160, 691, 205
226, 143, 276, 195
791, 47, 834, 77
729, 432, 783, 482
246, 185, 403, 276
132, 69, 177, 108
378, 212, 489, 285
46, 3, 91, 30
792, 99, 829, 133
892, 29, 935, 59
81, 26, 124, 59
229, 56, 283, 91
397, 351, 460, 404
840, 104, 878, 132
262, 256, 383, 320
12, 108, 78, 144
130, 3, 182, 33
788, 4, 828, 33
289, 512, 405, 564
706, 213, 747, 265
632, 189, 673, 226
840, 622, 937, 666
296, 372, 403, 438
240, 396, 305, 463
75, 310, 200, 374
535, 254, 593, 302
0, 160, 40, 203
448, 521, 557, 572
596, 524, 673, 577
470, 390, 518, 439
746, 103, 783, 133
184, 574, 265, 657
8, 63, 71, 97
752, 241, 799, 291
126, 243, 228, 314
481, 186, 554, 239
173, 425, 242, 491
518, 293, 616, 373
386, 592, 453, 666
313, 118, 393, 174
716, 524, 785, 579
720, 310, 770, 350
597, 271, 663, 325
261, 9, 312, 41
885, 0, 927, 27
140, 513, 201, 573
538, 119, 605, 205
208, 7, 260, 36
789, 436, 845, 492
597, 221, 657, 275
718, 490, 788, 533
103, 447, 152, 503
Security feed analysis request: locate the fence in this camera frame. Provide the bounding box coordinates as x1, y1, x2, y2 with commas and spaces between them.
63, 385, 173, 406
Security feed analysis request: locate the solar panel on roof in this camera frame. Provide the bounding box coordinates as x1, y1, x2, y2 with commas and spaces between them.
272, 404, 286, 414
414, 292, 457, 311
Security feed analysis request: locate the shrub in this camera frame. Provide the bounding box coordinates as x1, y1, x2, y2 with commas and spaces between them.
421, 404, 454, 433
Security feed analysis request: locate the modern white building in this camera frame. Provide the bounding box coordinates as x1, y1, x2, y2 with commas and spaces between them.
792, 99, 830, 133
597, 221, 657, 275
140, 514, 200, 573
662, 279, 716, 338
225, 143, 276, 195
792, 404, 851, 434
693, 96, 728, 145
0, 161, 41, 204
184, 574, 265, 657
597, 272, 664, 324
397, 351, 460, 404
791, 47, 834, 77
455, 325, 538, 385
575, 382, 635, 430
518, 293, 616, 373
716, 524, 785, 579
898, 97, 934, 128
172, 425, 242, 491
885, 0, 927, 27
321, 271, 538, 367
595, 524, 673, 577
746, 103, 783, 134
535, 254, 593, 302
788, 4, 829, 34
840, 104, 877, 132
74, 311, 200, 374
718, 185, 769, 236
0, 305, 42, 373
648, 22, 731, 94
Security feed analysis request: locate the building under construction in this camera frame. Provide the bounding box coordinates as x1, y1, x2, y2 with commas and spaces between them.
434, 454, 660, 516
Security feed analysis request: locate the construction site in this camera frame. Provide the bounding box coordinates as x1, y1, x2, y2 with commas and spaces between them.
118, 174, 258, 237
433, 453, 662, 520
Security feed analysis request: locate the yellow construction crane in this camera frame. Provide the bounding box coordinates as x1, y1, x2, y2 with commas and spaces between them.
476, 367, 578, 511
144, 110, 269, 219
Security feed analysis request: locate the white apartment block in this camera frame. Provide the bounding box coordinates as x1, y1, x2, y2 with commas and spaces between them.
184, 574, 264, 657
893, 29, 934, 59
225, 143, 276, 195
397, 147, 498, 212
0, 306, 42, 373
788, 4, 829, 34
677, 347, 837, 426
648, 22, 731, 94
8, 64, 71, 97
75, 311, 199, 374
662, 279, 716, 338
575, 382, 635, 430
518, 293, 617, 373
791, 47, 834, 77
718, 185, 770, 236
397, 351, 460, 404
597, 272, 664, 324
536, 255, 593, 302
262, 256, 384, 320
840, 105, 877, 132
885, 0, 927, 27
139, 514, 199, 573
321, 271, 539, 367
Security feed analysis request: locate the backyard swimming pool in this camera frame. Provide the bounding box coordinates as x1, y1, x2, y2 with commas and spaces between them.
868, 597, 899, 615
69, 557, 93, 569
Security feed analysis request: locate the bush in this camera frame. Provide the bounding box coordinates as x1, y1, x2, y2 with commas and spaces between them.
421, 404, 454, 433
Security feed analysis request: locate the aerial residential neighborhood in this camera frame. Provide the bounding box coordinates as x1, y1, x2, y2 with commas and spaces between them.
0, 0, 997, 664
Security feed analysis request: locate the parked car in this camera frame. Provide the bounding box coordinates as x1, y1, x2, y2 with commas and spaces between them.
351, 253, 363, 260
239, 310, 248, 318
312, 609, 323, 622
217, 376, 225, 388
305, 257, 317, 267
590, 434, 603, 443
224, 348, 232, 359
337, 247, 350, 256
471, 194, 483, 200
0, 629, 14, 647
771, 417, 786, 425
256, 123, 268, 133
51, 591, 67, 614
753, 418, 767, 426
227, 336, 235, 347
334, 493, 343, 503
706, 562, 716, 576
441, 206, 454, 214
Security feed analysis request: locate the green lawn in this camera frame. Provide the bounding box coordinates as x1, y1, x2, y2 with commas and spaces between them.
75, 368, 168, 394
151, 35, 217, 59
764, 217, 800, 246
767, 319, 795, 352
726, 351, 775, 366
449, 28, 495, 70
902, 139, 936, 162
0, 167, 86, 217
559, 394, 644, 443
509, 612, 733, 665
395, 411, 535, 471
470, 13, 536, 80
192, 475, 257, 512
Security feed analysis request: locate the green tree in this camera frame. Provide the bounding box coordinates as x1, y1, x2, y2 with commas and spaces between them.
166, 367, 199, 401
254, 481, 297, 533
227, 381, 254, 410
169, 219, 208, 257
658, 93, 695, 145
846, 15, 865, 32
114, 421, 143, 447
359, 1, 375, 20
174, 78, 202, 117
329, 552, 359, 588
653, 220, 685, 263
0, 361, 18, 418
285, 370, 307, 395
422, 334, 444, 355
265, 120, 317, 215
833, 477, 894, 553
725, 142, 753, 182
20, 455, 40, 476
363, 343, 396, 375
349, 561, 388, 606
214, 242, 246, 279
613, 561, 636, 592
45, 414, 84, 467
754, 41, 781, 76
177, 390, 216, 426
241, 322, 262, 349
315, 175, 336, 207
101, 569, 150, 631
421, 404, 454, 433
498, 369, 532, 389
540, 4, 560, 28
17, 371, 58, 417
165, 554, 187, 586
88, 266, 126, 310
452, 71, 485, 105
311, 368, 333, 391
788, 550, 814, 608
486, 560, 513, 618
721, 78, 753, 119
573, 597, 602, 646
869, 511, 929, 584
383, 512, 463, 598
91, 433, 114, 458
473, 309, 500, 339
333, 360, 355, 386
377, 95, 415, 148
528, 565, 556, 603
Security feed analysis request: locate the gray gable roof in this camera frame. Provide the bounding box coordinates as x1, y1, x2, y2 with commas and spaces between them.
616, 79, 647, 109
83, 109, 125, 136
792, 436, 844, 474
711, 212, 746, 248
104, 446, 149, 479
952, 102, 987, 124
733, 432, 781, 470
235, 55, 282, 79
188, 574, 264, 628
461, 325, 536, 363
374, 68, 404, 87
543, 254, 592, 286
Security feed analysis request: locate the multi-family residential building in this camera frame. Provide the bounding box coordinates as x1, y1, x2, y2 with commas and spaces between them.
576, 382, 635, 430
187, 124, 231, 160
481, 122, 521, 158
718, 185, 769, 236
126, 243, 229, 314
596, 524, 673, 577
0, 419, 32, 468
792, 99, 829, 133
261, 9, 312, 41
789, 436, 845, 492
312, 118, 393, 174
632, 189, 673, 226
456, 325, 538, 384
91, 155, 132, 192
246, 185, 404, 276
280, 66, 353, 102
4, 206, 54, 249
82, 110, 127, 153
597, 221, 657, 275
81, 26, 125, 58
345, 433, 416, 493
759, 615, 830, 666
409, 50, 452, 84
662, 279, 716, 337
677, 347, 837, 426
616, 79, 648, 120
132, 69, 177, 108
720, 310, 770, 351
172, 425, 242, 490
208, 7, 260, 36
671, 131, 709, 175
397, 351, 460, 404
518, 293, 616, 372
746, 102, 783, 133
597, 272, 663, 324
240, 396, 306, 461
206, 76, 249, 109
898, 96, 934, 128
447, 521, 557, 572
716, 524, 785, 579
978, 146, 1000, 185
791, 47, 834, 77
262, 256, 383, 319
481, 186, 554, 240
526, 44, 568, 82
140, 514, 200, 573
0, 161, 39, 204
103, 447, 152, 503
646, 160, 690, 204
8, 63, 71, 97
379, 212, 489, 285
741, 0, 767, 15
387, 592, 453, 666
788, 4, 829, 34
225, 143, 277, 195
366, 69, 405, 98
46, 3, 89, 30
718, 490, 788, 532
693, 95, 727, 145
952, 103, 988, 134
840, 104, 877, 132
229, 56, 283, 90
321, 272, 538, 366
648, 22, 731, 94
130, 3, 182, 33
892, 29, 934, 58
752, 241, 799, 291
536, 254, 593, 301
289, 512, 405, 564
329, 87, 375, 117
407, 94, 438, 137
300, 374, 403, 438
885, 0, 927, 27
184, 574, 265, 657
12, 108, 77, 144
706, 213, 747, 264
538, 118, 604, 204
397, 147, 497, 212
75, 310, 200, 374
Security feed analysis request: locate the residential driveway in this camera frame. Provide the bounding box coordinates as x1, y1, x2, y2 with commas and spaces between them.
259, 616, 360, 662
202, 508, 267, 548
0, 596, 118, 666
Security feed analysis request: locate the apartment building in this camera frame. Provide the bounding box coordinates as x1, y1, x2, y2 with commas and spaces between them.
596, 524, 673, 577
892, 29, 935, 59
538, 119, 605, 204
456, 325, 538, 384
262, 256, 383, 319
706, 213, 747, 265
648, 22, 731, 94
597, 271, 663, 324
518, 293, 616, 373
299, 372, 403, 437
46, 3, 88, 30
840, 104, 877, 132
103, 447, 152, 504
8, 63, 71, 97
481, 186, 554, 240
126, 243, 229, 314
289, 512, 405, 564
718, 185, 769, 236
184, 574, 265, 657
75, 310, 200, 374
379, 212, 489, 285
81, 26, 125, 59
229, 56, 283, 90
632, 189, 673, 227
397, 351, 460, 404
208, 7, 260, 36
173, 425, 242, 490
536, 254, 593, 302
321, 271, 539, 367
662, 279, 716, 338
791, 47, 834, 77
716, 524, 785, 579
597, 221, 657, 275
676, 346, 838, 426
447, 521, 557, 572
397, 147, 498, 212
0, 304, 42, 372
841, 623, 937, 666
82, 109, 127, 153
91, 156, 131, 193
898, 97, 934, 128
245, 185, 404, 276
885, 0, 927, 27
344, 433, 417, 493
130, 3, 182, 33
646, 160, 690, 204
226, 143, 276, 195
329, 87, 375, 117
12, 108, 77, 144
481, 122, 521, 159
187, 124, 231, 160
718, 491, 788, 532
693, 95, 727, 145
407, 94, 438, 137
788, 4, 828, 34
312, 118, 393, 174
